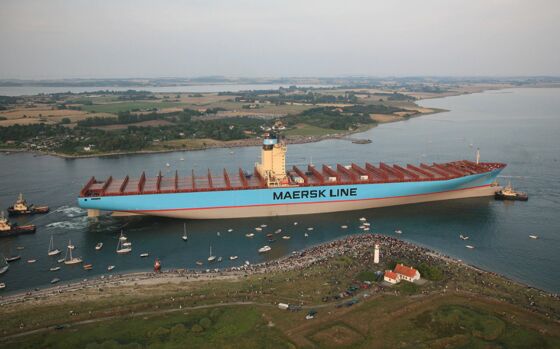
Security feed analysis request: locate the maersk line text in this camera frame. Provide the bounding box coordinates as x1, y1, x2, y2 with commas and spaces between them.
272, 188, 358, 201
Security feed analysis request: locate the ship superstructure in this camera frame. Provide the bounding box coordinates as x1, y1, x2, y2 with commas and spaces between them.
78, 134, 506, 219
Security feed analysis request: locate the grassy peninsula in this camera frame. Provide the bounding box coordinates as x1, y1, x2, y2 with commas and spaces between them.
0, 234, 558, 348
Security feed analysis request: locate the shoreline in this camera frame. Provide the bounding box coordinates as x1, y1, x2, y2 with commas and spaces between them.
1, 234, 557, 308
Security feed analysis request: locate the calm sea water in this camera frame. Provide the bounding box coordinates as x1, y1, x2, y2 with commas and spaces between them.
0, 88, 559, 294
0, 84, 332, 96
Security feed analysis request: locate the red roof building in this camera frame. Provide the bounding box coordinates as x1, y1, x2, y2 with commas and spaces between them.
394, 263, 420, 282
383, 270, 399, 284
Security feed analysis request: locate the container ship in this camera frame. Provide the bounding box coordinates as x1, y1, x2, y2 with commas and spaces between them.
78, 134, 506, 219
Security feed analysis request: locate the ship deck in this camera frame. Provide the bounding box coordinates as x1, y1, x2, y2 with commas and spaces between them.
79, 160, 506, 197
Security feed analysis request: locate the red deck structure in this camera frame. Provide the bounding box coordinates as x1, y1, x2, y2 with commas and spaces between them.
80, 161, 505, 197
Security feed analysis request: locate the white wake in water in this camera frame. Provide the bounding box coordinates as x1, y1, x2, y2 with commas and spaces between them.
46, 216, 89, 230
55, 206, 86, 218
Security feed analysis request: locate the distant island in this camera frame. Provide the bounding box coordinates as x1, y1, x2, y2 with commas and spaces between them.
1, 76, 559, 157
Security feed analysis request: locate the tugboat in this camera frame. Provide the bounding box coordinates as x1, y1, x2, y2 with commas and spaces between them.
495, 182, 528, 201
7, 193, 49, 216
0, 211, 36, 237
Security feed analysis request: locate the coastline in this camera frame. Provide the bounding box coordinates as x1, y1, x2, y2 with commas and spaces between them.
1, 234, 557, 309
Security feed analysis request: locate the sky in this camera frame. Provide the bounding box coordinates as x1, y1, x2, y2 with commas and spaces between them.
0, 0, 559, 79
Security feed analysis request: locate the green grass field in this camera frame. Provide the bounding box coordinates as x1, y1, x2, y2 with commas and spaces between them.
81, 101, 186, 114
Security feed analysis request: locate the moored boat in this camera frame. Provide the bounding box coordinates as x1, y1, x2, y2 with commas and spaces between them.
182, 223, 188, 241
48, 235, 61, 256
229, 255, 238, 260
6, 255, 21, 263
83, 264, 93, 270
116, 230, 132, 254
64, 240, 83, 265
258, 245, 272, 253
95, 242, 103, 251
0, 255, 8, 275
207, 246, 216, 262
7, 193, 49, 216
140, 253, 149, 258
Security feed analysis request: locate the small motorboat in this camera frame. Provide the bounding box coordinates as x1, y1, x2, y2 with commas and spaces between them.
217, 232, 221, 237
95, 242, 103, 251
459, 234, 469, 240
0, 283, 5, 290
363, 227, 370, 231
196, 261, 204, 266
107, 265, 115, 271
83, 264, 93, 270
140, 253, 149, 258
51, 278, 60, 284
229, 256, 238, 260
258, 245, 271, 253
266, 233, 273, 238
307, 227, 314, 231
227, 229, 233, 232
363, 222, 370, 227
293, 222, 298, 225
217, 257, 222, 262
245, 233, 255, 238
260, 224, 267, 228
529, 235, 539, 239
49, 266, 61, 272
274, 229, 282, 234
57, 258, 65, 263
6, 255, 21, 263
341, 225, 348, 229
16, 246, 25, 250
282, 235, 291, 240
465, 245, 475, 249
395, 230, 403, 234
255, 227, 262, 232
304, 233, 309, 237
359, 225, 365, 229
27, 259, 37, 263
244, 260, 250, 266
122, 242, 132, 247
359, 217, 367, 222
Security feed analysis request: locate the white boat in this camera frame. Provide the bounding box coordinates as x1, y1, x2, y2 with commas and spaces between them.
180, 157, 185, 161
165, 162, 170, 167
0, 283, 5, 290
274, 229, 282, 234
140, 253, 149, 258
363, 222, 370, 227
529, 235, 539, 239
122, 242, 132, 247
359, 225, 365, 229
245, 233, 255, 238
363, 227, 370, 231
260, 224, 267, 228
107, 265, 115, 271
359, 217, 367, 222
57, 258, 65, 263
395, 230, 403, 234
258, 245, 272, 253
304, 233, 309, 237
48, 235, 61, 256
51, 278, 60, 284
0, 256, 8, 275
293, 222, 298, 225
64, 240, 83, 265
27, 259, 37, 263
50, 266, 61, 272
341, 225, 348, 229
196, 261, 203, 266
217, 232, 221, 237
182, 223, 188, 241
95, 242, 103, 250
16, 246, 24, 250
244, 260, 250, 265
255, 227, 262, 232
459, 234, 469, 240
207, 246, 216, 262
465, 245, 475, 249
229, 255, 238, 260
116, 231, 132, 254
307, 227, 314, 231
217, 257, 222, 262
227, 229, 233, 232
282, 235, 291, 240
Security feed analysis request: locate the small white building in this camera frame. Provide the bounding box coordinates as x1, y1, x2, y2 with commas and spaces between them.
394, 263, 421, 282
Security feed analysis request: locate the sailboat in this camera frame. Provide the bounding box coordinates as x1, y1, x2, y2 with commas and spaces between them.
116, 230, 132, 254
64, 240, 83, 265
182, 223, 188, 241
207, 245, 216, 262
48, 235, 61, 256
0, 255, 8, 275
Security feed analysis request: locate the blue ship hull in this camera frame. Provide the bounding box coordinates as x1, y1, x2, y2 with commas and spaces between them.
78, 168, 503, 219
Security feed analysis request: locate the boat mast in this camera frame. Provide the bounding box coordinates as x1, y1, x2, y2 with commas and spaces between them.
476, 148, 480, 164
